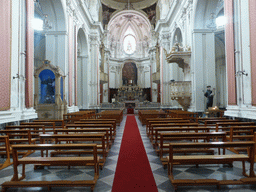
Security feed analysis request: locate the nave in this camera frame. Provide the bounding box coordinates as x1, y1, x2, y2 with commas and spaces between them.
1, 115, 256, 192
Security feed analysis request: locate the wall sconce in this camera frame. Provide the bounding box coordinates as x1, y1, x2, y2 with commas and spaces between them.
236, 70, 248, 76
13, 74, 26, 80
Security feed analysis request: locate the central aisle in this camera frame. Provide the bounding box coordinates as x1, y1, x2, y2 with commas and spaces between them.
112, 115, 158, 192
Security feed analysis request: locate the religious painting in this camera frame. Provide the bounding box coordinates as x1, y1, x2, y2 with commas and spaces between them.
102, 4, 116, 29
122, 62, 137, 86
143, 3, 157, 27
39, 69, 55, 104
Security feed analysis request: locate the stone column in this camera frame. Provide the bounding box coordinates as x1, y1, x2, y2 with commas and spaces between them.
25, 0, 34, 108
191, 29, 216, 112
160, 34, 171, 107
77, 55, 88, 108
89, 35, 100, 108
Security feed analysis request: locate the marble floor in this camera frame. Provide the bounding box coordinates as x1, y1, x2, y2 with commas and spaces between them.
1, 115, 256, 191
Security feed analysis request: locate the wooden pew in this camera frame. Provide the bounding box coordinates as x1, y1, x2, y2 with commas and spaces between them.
5, 125, 46, 142
153, 126, 211, 149
54, 128, 111, 148
167, 141, 255, 191
65, 124, 115, 143
216, 122, 255, 132
138, 110, 167, 125
216, 126, 256, 154
158, 132, 227, 164
33, 119, 64, 128
96, 110, 123, 125
1, 143, 99, 192
40, 133, 107, 166
0, 130, 35, 157
74, 120, 116, 136
0, 136, 11, 170
146, 120, 190, 136
79, 118, 117, 129
196, 117, 227, 124
166, 110, 198, 122
145, 118, 182, 130
21, 122, 55, 133
63, 111, 96, 123
149, 123, 199, 142
204, 119, 239, 126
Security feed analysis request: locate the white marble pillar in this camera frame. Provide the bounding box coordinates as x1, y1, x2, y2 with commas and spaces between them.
77, 55, 89, 108
190, 29, 216, 112
88, 35, 100, 108
160, 34, 171, 107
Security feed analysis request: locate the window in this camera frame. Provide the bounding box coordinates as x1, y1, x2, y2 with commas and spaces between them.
123, 35, 136, 55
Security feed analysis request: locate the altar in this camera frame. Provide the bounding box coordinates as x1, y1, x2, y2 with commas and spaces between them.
115, 85, 146, 102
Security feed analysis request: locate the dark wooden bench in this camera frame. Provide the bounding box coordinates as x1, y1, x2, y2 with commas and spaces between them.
64, 124, 114, 143
0, 136, 11, 170
73, 121, 116, 136
79, 119, 117, 131
5, 125, 45, 142
167, 141, 255, 191
138, 110, 167, 125
21, 122, 55, 133
196, 117, 227, 123
149, 123, 199, 142
54, 128, 111, 148
95, 110, 123, 125
39, 133, 108, 165
159, 132, 227, 164
146, 119, 190, 136
216, 122, 255, 131
33, 119, 64, 128
1, 143, 99, 192
153, 126, 211, 150
204, 119, 239, 126
0, 130, 35, 158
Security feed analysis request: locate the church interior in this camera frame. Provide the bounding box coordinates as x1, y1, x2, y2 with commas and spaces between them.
1, 0, 256, 191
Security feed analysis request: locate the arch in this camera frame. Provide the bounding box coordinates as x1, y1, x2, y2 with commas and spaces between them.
39, 0, 66, 31
173, 28, 183, 46
108, 10, 151, 39
108, 10, 151, 58
77, 28, 88, 56
77, 28, 89, 109
192, 0, 220, 29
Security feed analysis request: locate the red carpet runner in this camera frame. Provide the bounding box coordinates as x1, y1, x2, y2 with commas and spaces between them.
112, 115, 158, 192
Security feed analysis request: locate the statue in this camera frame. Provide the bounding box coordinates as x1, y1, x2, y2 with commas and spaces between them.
41, 76, 55, 103
204, 85, 215, 109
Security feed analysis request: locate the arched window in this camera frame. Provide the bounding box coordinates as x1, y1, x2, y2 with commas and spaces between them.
123, 35, 136, 55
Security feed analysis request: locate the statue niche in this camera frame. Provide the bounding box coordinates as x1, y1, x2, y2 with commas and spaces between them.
39, 70, 55, 104
34, 60, 67, 119
122, 62, 137, 86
